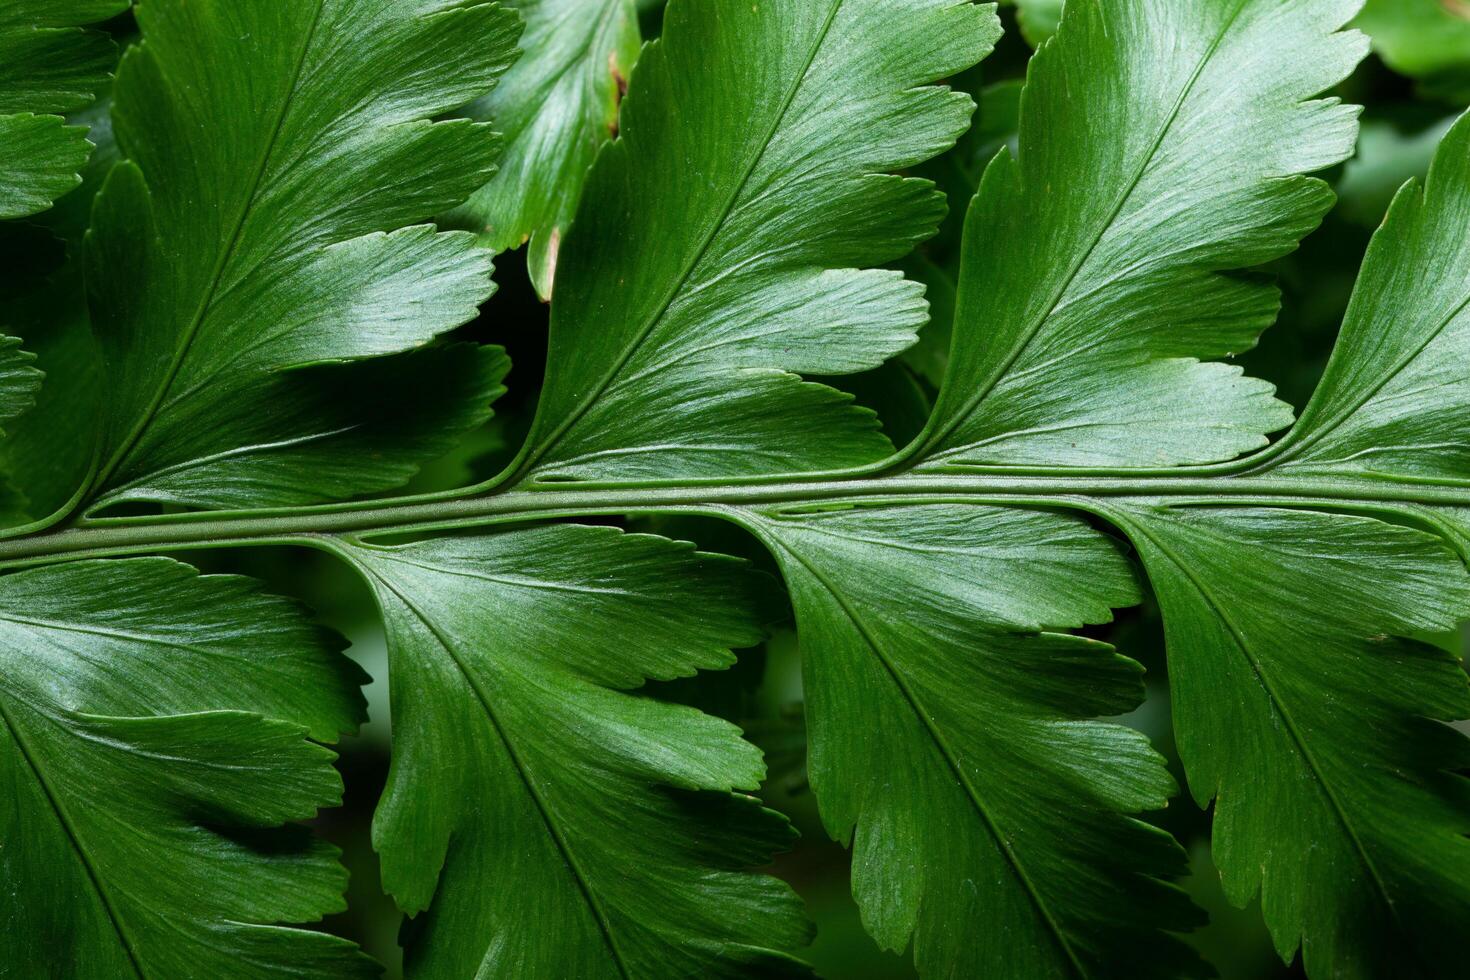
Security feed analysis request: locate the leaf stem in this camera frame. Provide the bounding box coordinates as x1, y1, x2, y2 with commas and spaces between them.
4, 471, 1470, 569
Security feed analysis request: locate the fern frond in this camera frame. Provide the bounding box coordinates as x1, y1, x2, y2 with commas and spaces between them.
447, 0, 642, 298
890, 4, 1470, 973
83, 0, 521, 511
1108, 506, 1470, 977
740, 503, 1207, 977
4, 3, 1470, 979
1266, 113, 1470, 482
0, 558, 372, 976
0, 0, 123, 219
920, 0, 1364, 468
337, 526, 813, 977
515, 0, 1001, 483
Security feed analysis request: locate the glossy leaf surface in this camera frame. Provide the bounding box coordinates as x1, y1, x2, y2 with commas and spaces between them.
922, 0, 1363, 468
448, 0, 641, 298
516, 0, 1000, 483
1266, 112, 1470, 482
1, 3, 1469, 979
0, 558, 372, 977
84, 0, 519, 510
1113, 506, 1470, 979
0, 0, 123, 219
341, 526, 812, 978
743, 502, 1206, 978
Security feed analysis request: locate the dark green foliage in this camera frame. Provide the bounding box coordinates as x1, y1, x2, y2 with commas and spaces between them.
0, 0, 124, 218
2, 1, 1469, 978
339, 527, 810, 977
0, 559, 373, 977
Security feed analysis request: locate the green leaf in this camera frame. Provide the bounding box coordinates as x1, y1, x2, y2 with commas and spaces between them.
0, 334, 43, 521
918, 0, 1364, 469
1109, 505, 1470, 978
1355, 0, 1470, 103
740, 502, 1206, 978
1008, 0, 1064, 46
0, 557, 373, 977
1135, 118, 1470, 977
0, 90, 120, 527
0, 257, 102, 524
6, 3, 1470, 979
447, 0, 642, 299
1265, 111, 1470, 483
0, 0, 124, 219
337, 525, 812, 977
0, 85, 120, 514
0, 113, 95, 220
0, 334, 40, 436
903, 78, 1022, 389
513, 0, 1000, 483
82, 0, 521, 511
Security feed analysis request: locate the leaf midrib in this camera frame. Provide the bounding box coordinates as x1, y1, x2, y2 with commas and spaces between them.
364, 565, 635, 980
380, 551, 638, 598
94, 0, 329, 493
0, 609, 223, 656
766, 534, 1090, 980
93, 421, 363, 510
516, 0, 847, 479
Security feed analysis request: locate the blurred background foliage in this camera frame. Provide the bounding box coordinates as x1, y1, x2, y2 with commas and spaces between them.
12, 1, 1470, 977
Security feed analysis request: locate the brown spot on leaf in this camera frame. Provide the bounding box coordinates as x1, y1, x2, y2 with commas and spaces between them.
608, 52, 628, 139
610, 52, 629, 100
